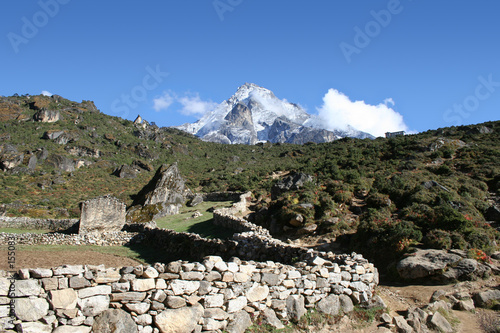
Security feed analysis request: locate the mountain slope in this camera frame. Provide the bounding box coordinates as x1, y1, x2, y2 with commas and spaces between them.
176, 83, 374, 144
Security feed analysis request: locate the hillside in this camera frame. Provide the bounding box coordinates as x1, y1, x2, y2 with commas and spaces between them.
0, 94, 499, 270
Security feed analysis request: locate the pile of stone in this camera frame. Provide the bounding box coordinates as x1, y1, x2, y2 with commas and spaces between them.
0, 255, 378, 332
0, 231, 138, 246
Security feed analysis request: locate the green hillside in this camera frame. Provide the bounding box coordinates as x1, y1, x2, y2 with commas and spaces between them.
1, 94, 499, 267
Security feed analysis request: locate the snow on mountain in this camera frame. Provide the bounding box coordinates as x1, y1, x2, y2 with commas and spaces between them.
175, 83, 374, 144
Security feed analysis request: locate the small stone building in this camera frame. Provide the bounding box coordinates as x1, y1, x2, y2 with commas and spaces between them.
79, 195, 126, 234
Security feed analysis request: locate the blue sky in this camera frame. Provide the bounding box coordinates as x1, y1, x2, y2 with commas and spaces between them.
1, 1, 499, 136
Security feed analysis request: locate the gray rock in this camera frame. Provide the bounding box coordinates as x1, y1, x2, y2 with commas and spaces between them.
271, 172, 314, 199
69, 276, 91, 289
428, 311, 453, 333
226, 310, 252, 333
262, 308, 285, 329
286, 295, 306, 321
114, 164, 138, 179
166, 296, 186, 309
473, 289, 500, 308
188, 194, 204, 207
396, 249, 462, 280
317, 294, 340, 315
339, 294, 354, 313
92, 309, 138, 333
45, 154, 75, 172
53, 326, 92, 333
15, 297, 49, 321
77, 295, 110, 317
16, 321, 52, 333
393, 315, 413, 333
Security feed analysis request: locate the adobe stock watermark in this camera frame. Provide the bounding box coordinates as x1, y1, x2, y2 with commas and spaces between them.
7, 0, 71, 54
213, 0, 243, 21
111, 65, 169, 118
443, 74, 499, 126
339, 0, 411, 64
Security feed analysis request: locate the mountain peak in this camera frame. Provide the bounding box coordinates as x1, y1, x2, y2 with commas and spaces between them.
175, 84, 374, 144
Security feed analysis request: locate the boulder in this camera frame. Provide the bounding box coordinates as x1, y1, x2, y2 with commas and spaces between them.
128, 163, 192, 222
271, 172, 314, 199
473, 289, 500, 308
428, 311, 453, 333
188, 194, 204, 207
92, 309, 138, 333
114, 164, 138, 179
33, 109, 60, 122
45, 154, 75, 172
396, 249, 483, 282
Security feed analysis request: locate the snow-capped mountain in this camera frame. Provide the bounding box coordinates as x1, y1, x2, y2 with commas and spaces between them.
175, 83, 374, 144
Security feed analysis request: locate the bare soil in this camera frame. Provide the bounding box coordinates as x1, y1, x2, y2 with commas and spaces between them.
0, 249, 141, 271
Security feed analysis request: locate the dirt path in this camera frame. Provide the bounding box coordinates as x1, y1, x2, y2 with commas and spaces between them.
0, 250, 142, 271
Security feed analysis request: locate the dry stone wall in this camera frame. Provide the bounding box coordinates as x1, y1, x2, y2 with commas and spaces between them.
1, 255, 377, 332
0, 217, 78, 232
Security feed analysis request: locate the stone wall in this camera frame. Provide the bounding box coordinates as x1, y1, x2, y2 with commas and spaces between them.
79, 195, 126, 234
0, 255, 378, 332
201, 192, 244, 202
0, 216, 78, 232
213, 212, 271, 238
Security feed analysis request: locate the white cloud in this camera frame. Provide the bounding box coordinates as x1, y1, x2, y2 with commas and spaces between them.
153, 91, 175, 112
177, 93, 218, 116
317, 89, 409, 137
41, 90, 52, 96
152, 91, 217, 116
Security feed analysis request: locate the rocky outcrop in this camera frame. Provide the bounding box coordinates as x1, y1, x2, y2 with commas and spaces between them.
0, 144, 23, 171
33, 109, 60, 123
79, 196, 126, 234
127, 163, 192, 222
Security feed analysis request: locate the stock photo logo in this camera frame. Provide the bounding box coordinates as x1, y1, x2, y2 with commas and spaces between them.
111, 65, 169, 119
339, 0, 410, 64
213, 0, 243, 21
443, 74, 499, 126
7, 0, 71, 54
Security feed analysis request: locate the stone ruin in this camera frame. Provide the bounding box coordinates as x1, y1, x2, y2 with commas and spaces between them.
79, 195, 126, 234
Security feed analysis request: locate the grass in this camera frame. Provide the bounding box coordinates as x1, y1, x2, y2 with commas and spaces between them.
155, 200, 236, 239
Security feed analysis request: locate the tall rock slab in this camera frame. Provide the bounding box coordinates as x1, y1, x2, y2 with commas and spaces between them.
79, 195, 126, 234
127, 163, 192, 222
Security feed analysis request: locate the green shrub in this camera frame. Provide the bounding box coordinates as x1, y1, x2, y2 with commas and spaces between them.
424, 229, 452, 250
